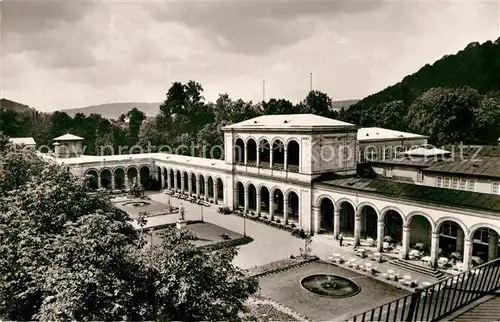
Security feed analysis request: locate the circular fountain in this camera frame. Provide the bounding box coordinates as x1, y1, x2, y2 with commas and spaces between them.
122, 201, 150, 208
300, 274, 360, 298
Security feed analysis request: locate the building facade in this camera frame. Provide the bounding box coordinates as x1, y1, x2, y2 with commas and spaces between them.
44, 114, 500, 271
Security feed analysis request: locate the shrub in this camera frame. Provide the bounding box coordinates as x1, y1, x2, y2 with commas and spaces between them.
290, 223, 296, 228
275, 218, 281, 224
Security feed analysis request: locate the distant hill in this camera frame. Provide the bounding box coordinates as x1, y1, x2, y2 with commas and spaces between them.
331, 99, 359, 111
345, 37, 500, 125
63, 102, 162, 119
0, 98, 33, 114
64, 99, 360, 120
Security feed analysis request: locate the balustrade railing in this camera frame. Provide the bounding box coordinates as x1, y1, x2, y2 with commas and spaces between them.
346, 257, 500, 322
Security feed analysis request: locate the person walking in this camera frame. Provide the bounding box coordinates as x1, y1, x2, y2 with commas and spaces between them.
338, 232, 344, 247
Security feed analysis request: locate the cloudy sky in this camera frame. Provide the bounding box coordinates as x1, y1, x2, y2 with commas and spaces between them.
2, 0, 499, 112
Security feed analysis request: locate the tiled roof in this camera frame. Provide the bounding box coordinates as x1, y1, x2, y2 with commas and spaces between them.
314, 175, 500, 213
222, 114, 355, 130
9, 137, 36, 146
422, 156, 500, 179
357, 127, 427, 142
53, 133, 84, 141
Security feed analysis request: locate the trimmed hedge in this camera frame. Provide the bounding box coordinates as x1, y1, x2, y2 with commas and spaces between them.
232, 211, 308, 239
198, 236, 253, 252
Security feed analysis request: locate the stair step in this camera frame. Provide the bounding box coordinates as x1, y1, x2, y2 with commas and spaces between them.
388, 259, 446, 280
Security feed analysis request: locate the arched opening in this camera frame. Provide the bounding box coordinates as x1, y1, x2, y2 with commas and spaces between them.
176, 170, 182, 190
287, 140, 300, 172
191, 173, 197, 195
127, 167, 138, 187
320, 197, 334, 233
384, 210, 404, 244
287, 191, 299, 223
162, 167, 168, 188
183, 171, 189, 193
438, 220, 466, 262
85, 169, 98, 190
236, 181, 244, 208
114, 168, 125, 190
247, 139, 257, 166
408, 214, 432, 255
234, 138, 245, 164
207, 176, 214, 199
216, 178, 224, 202
100, 169, 112, 189
339, 201, 355, 238
248, 184, 257, 211
156, 166, 161, 184
272, 139, 285, 170
359, 205, 378, 240
471, 227, 500, 264
259, 139, 271, 168
139, 166, 150, 187
260, 186, 270, 214
199, 175, 206, 196
273, 188, 284, 218
169, 169, 174, 189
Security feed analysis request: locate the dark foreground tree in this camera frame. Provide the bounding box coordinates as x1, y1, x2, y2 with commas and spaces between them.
0, 146, 257, 321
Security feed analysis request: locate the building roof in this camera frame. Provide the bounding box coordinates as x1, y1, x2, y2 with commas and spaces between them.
357, 127, 427, 142
222, 114, 356, 131
9, 137, 36, 146
422, 156, 500, 179
402, 147, 451, 157
315, 175, 500, 214
53, 133, 84, 141
369, 158, 435, 167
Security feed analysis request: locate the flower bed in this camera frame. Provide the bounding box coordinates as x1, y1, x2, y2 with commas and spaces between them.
244, 256, 319, 278
232, 211, 308, 239
241, 296, 311, 321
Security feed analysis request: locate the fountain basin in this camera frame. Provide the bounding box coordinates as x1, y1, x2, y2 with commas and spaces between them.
300, 274, 360, 298
122, 201, 151, 208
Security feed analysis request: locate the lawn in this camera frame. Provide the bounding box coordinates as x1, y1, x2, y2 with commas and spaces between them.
258, 261, 410, 321
148, 222, 245, 247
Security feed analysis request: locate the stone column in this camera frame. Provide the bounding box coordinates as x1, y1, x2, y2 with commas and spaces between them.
173, 172, 177, 191
313, 206, 320, 234
214, 183, 219, 205
204, 180, 209, 200
160, 169, 165, 189
167, 170, 171, 190
354, 213, 361, 246
244, 188, 249, 212
196, 176, 200, 198
401, 225, 411, 259
97, 172, 102, 189
488, 230, 499, 261
111, 174, 115, 190
270, 148, 274, 169
463, 238, 474, 271
256, 144, 260, 168
188, 176, 193, 195
377, 220, 385, 252
283, 198, 289, 225
233, 185, 239, 209
430, 232, 440, 267
244, 144, 248, 165
284, 147, 288, 171
256, 190, 261, 216
269, 194, 274, 219
456, 228, 465, 254
181, 174, 185, 192
333, 209, 340, 239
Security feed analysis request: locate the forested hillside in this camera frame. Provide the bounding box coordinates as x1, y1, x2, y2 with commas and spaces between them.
343, 38, 500, 144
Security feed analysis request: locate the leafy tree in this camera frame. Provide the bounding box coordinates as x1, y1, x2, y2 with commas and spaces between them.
141, 227, 258, 321
127, 108, 146, 145
300, 90, 335, 117
0, 147, 257, 321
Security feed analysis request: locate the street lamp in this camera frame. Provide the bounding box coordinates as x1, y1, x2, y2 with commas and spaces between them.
200, 203, 204, 222
243, 212, 246, 237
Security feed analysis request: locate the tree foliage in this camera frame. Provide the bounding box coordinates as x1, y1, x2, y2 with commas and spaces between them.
0, 147, 257, 321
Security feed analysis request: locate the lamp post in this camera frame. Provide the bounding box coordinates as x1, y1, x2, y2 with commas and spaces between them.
200, 204, 204, 222
243, 212, 246, 237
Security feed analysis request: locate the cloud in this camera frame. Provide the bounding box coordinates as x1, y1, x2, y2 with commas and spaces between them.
145, 1, 381, 55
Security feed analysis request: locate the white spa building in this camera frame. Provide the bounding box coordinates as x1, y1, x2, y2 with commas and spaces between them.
41, 114, 500, 272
